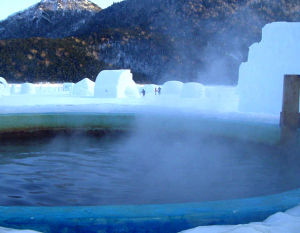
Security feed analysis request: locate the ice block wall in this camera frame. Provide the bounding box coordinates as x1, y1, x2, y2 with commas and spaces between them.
237, 22, 300, 115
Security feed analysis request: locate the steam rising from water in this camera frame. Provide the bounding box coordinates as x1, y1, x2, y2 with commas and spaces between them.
0, 114, 299, 206
114, 116, 300, 204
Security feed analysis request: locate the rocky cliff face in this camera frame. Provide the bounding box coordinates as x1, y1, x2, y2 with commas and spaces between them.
1, 0, 300, 84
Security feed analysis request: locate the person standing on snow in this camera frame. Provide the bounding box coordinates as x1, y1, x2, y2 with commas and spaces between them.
158, 87, 161, 95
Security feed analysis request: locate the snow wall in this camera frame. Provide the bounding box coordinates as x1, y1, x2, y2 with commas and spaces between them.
35, 84, 63, 95
153, 80, 238, 112
94, 70, 140, 98
181, 82, 205, 98
0, 77, 10, 96
63, 83, 74, 93
161, 81, 183, 96
143, 84, 159, 96
20, 83, 36, 95
10, 84, 21, 95
237, 22, 300, 115
73, 78, 94, 97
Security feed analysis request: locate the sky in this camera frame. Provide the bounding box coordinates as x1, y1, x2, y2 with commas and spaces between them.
0, 0, 124, 21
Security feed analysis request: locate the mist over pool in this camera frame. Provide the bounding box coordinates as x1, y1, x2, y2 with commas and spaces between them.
1, 115, 299, 207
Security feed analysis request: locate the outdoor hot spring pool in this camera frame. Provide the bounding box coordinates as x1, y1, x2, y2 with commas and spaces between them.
1, 113, 300, 232
1, 129, 300, 207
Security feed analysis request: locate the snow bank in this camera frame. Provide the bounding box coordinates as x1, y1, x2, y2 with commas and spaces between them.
205, 86, 236, 99
237, 22, 300, 115
0, 226, 40, 233
63, 82, 74, 93
20, 83, 35, 95
143, 84, 159, 96
73, 78, 95, 97
161, 81, 183, 96
181, 82, 205, 98
181, 204, 300, 233
0, 77, 7, 85
35, 83, 63, 95
94, 70, 140, 98
203, 85, 239, 112
10, 84, 21, 95
136, 84, 145, 92
0, 77, 10, 96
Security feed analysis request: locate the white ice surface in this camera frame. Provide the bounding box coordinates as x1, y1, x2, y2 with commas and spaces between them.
237, 22, 300, 115
181, 205, 300, 233
0, 227, 39, 233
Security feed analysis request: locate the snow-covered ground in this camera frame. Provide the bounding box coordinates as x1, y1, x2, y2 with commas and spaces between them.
181, 205, 300, 233
0, 227, 39, 233
0, 93, 279, 127
0, 71, 241, 117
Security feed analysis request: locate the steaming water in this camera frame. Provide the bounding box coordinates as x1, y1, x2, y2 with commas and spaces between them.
0, 130, 299, 206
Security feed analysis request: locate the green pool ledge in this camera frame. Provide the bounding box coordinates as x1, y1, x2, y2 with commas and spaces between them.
0, 112, 281, 144
0, 112, 136, 132
0, 112, 298, 233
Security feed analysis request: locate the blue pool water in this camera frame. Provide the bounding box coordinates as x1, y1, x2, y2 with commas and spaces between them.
0, 131, 299, 207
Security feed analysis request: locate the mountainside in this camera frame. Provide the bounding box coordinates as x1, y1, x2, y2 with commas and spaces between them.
0, 0, 101, 39
79, 0, 300, 84
0, 37, 105, 83
1, 0, 300, 84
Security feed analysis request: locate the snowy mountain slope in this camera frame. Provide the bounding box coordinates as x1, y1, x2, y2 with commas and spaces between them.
0, 0, 101, 39
38, 0, 101, 11
1, 0, 300, 84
